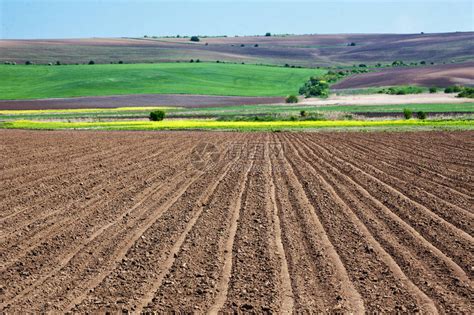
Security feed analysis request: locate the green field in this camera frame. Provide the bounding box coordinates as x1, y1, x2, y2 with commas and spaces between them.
1, 119, 472, 132
0, 63, 325, 100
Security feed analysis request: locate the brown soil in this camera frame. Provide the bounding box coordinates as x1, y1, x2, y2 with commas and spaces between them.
332, 62, 474, 89
1, 130, 473, 313
1, 32, 473, 66
0, 94, 284, 110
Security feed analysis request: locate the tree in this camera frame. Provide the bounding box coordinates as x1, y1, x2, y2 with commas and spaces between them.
417, 111, 427, 120
254, 44, 259, 47
285, 95, 299, 103
403, 108, 413, 119
190, 59, 194, 63
25, 61, 33, 65
265, 32, 271, 37
190, 36, 200, 42
55, 61, 61, 65
429, 87, 438, 93
348, 42, 356, 46
149, 110, 165, 121
118, 60, 124, 64
88, 60, 95, 65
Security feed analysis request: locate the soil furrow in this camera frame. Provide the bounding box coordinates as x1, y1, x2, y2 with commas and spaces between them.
290, 134, 473, 313
282, 133, 438, 313
293, 134, 474, 276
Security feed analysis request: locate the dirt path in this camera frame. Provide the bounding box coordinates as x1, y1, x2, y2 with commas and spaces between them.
300, 93, 472, 106
1, 130, 472, 313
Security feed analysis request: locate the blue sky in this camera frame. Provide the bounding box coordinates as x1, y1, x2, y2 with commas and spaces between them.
1, 0, 473, 39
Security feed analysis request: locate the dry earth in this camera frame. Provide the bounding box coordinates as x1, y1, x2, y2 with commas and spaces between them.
1, 32, 472, 66
0, 130, 473, 313
0, 94, 283, 110
301, 93, 473, 106
333, 62, 474, 89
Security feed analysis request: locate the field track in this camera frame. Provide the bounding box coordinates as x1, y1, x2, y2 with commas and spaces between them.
0, 130, 473, 313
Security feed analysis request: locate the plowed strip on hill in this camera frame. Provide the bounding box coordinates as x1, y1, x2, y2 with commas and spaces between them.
1, 130, 472, 313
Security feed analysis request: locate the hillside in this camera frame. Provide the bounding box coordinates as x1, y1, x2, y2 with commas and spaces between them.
1, 32, 473, 67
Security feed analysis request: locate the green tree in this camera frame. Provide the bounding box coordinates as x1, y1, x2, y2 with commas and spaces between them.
149, 110, 166, 121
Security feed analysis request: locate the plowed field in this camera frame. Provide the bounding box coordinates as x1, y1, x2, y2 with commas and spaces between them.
1, 130, 473, 313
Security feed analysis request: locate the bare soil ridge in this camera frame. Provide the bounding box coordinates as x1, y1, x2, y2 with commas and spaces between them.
0, 130, 472, 313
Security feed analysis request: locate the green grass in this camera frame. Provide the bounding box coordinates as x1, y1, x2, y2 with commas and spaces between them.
0, 63, 325, 100
1, 119, 472, 132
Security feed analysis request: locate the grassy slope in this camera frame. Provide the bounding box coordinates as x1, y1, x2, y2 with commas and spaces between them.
1, 119, 472, 132
0, 63, 324, 99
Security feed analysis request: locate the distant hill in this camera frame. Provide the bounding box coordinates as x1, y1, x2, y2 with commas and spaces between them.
1, 32, 473, 67
332, 62, 474, 89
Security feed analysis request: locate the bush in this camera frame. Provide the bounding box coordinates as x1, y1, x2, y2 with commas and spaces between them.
190, 59, 194, 63
55, 61, 61, 65
417, 111, 427, 120
265, 32, 271, 37
299, 77, 330, 98
445, 86, 462, 93
300, 110, 307, 117
88, 60, 95, 65
386, 86, 423, 95
348, 42, 356, 46
457, 87, 474, 98
149, 110, 165, 121
118, 60, 124, 64
429, 87, 438, 93
190, 36, 200, 42
403, 108, 413, 119
25, 61, 33, 65
285, 95, 299, 103
196, 59, 200, 63
254, 44, 259, 47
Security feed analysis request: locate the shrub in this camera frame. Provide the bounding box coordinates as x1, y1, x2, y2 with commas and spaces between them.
149, 110, 165, 121
190, 36, 200, 42
299, 77, 330, 98
429, 87, 438, 93
392, 60, 405, 67
420, 61, 426, 65
240, 44, 245, 47
196, 59, 200, 63
265, 32, 271, 37
417, 111, 427, 120
88, 60, 95, 65
386, 86, 423, 95
285, 95, 298, 103
445, 85, 462, 93
300, 110, 307, 117
284, 64, 290, 67
25, 61, 33, 65
457, 87, 474, 98
254, 44, 259, 47
118, 60, 124, 64
55, 61, 61, 65
190, 59, 194, 63
348, 42, 356, 46
403, 108, 413, 119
